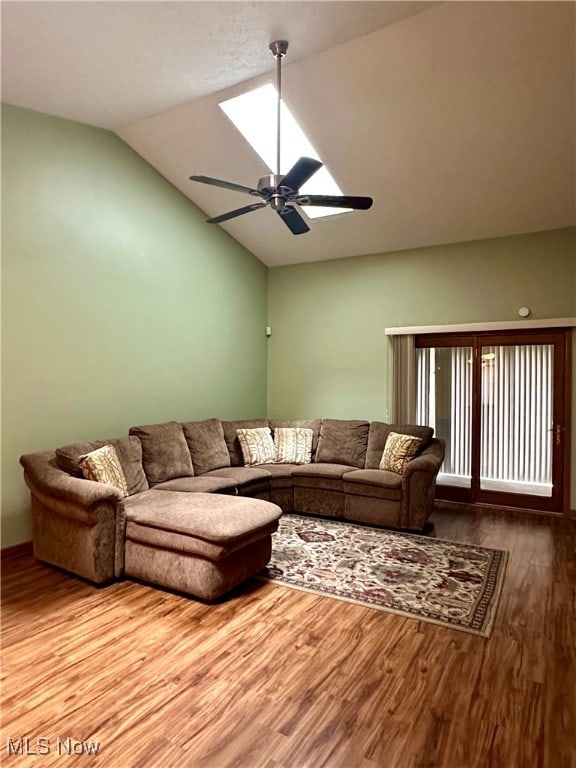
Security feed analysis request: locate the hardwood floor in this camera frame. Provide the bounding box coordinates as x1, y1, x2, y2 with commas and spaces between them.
2, 506, 575, 768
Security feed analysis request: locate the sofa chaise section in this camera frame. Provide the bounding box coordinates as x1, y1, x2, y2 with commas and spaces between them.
123, 492, 281, 601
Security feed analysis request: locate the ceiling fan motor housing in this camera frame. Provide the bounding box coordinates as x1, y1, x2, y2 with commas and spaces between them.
257, 174, 286, 195
258, 174, 296, 212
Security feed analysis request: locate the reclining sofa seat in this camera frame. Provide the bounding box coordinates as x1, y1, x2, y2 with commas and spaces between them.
19, 417, 445, 586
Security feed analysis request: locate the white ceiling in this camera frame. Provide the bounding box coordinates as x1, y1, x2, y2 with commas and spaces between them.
2, 1, 575, 267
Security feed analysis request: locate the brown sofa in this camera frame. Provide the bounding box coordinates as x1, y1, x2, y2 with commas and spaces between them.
20, 417, 445, 590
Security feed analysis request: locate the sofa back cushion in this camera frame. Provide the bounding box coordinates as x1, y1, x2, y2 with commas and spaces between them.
79, 444, 129, 497
315, 419, 370, 468
56, 436, 149, 495
181, 418, 231, 475
129, 421, 194, 485
365, 422, 434, 469
269, 419, 322, 459
222, 419, 269, 466
56, 440, 102, 477
101, 436, 149, 495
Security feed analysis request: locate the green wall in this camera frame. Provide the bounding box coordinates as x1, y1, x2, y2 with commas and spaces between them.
1, 105, 268, 547
267, 228, 576, 505
3, 106, 575, 548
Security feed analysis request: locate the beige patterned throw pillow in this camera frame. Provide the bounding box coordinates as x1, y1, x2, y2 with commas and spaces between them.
274, 427, 313, 464
379, 432, 423, 474
236, 427, 276, 466
79, 444, 129, 497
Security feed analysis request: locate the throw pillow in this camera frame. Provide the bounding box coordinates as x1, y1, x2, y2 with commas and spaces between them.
365, 422, 434, 469
223, 419, 269, 466
236, 427, 276, 466
274, 427, 313, 465
379, 432, 423, 474
79, 445, 129, 497
270, 419, 322, 458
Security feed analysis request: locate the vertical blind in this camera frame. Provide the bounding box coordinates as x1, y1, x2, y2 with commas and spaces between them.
416, 344, 553, 490
416, 346, 472, 479
480, 344, 552, 487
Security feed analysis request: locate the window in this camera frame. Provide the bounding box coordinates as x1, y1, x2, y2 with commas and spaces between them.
219, 84, 351, 219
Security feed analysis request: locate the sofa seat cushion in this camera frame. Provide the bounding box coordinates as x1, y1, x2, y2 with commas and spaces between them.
315, 419, 370, 468
124, 491, 281, 560
181, 418, 230, 475
201, 467, 271, 485
293, 463, 356, 479
151, 476, 238, 494
292, 463, 357, 492
262, 463, 301, 489
343, 469, 403, 501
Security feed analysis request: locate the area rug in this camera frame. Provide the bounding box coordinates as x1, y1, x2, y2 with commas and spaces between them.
260, 514, 508, 637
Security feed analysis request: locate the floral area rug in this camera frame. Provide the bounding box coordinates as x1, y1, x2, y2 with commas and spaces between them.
260, 514, 508, 637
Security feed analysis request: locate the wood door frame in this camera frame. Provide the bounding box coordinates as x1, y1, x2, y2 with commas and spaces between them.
416, 328, 571, 514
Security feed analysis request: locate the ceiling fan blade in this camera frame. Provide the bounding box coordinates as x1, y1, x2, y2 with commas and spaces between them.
296, 194, 373, 210
207, 202, 267, 224
281, 157, 323, 192
190, 175, 263, 197
277, 206, 310, 235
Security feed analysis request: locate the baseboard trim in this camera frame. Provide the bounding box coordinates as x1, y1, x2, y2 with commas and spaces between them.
433, 499, 562, 520
1, 541, 33, 560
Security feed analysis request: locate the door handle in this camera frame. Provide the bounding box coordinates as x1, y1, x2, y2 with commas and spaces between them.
548, 425, 562, 445
555, 424, 562, 446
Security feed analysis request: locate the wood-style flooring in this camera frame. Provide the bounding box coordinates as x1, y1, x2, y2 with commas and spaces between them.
1, 505, 575, 768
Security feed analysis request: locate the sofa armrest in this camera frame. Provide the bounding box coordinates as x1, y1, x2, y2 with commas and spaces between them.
21, 450, 122, 583
20, 450, 124, 513
402, 445, 443, 481
400, 439, 445, 528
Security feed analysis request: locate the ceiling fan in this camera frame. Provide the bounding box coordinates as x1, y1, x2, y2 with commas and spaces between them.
190, 40, 373, 235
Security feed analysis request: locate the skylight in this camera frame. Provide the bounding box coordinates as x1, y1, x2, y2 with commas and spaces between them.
219, 84, 351, 219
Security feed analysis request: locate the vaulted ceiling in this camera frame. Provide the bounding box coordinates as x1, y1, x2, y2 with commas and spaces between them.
3, 1, 575, 266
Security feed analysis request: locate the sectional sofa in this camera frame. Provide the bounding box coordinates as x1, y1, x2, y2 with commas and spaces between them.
20, 417, 445, 597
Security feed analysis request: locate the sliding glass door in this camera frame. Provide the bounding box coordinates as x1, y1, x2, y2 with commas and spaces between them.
416, 330, 569, 513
